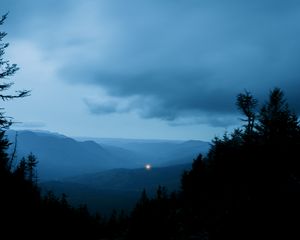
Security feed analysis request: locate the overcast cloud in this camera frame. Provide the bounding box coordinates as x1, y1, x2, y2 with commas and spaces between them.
1, 0, 300, 139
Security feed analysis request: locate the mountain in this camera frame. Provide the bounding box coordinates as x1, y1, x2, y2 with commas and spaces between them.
160, 140, 211, 166
76, 137, 210, 166
65, 163, 191, 192
5, 129, 209, 214
41, 181, 141, 216
5, 130, 209, 181
6, 130, 142, 180
41, 163, 191, 215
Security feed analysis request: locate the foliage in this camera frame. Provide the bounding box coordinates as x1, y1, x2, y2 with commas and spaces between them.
124, 88, 300, 240
0, 14, 103, 239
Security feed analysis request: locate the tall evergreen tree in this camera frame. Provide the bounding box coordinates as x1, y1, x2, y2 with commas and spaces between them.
0, 13, 29, 173
26, 152, 38, 184
257, 88, 299, 142
236, 90, 257, 135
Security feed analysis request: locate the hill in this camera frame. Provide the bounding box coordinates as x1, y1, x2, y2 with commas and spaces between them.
41, 163, 191, 215
76, 137, 210, 166
6, 130, 142, 180
6, 130, 209, 180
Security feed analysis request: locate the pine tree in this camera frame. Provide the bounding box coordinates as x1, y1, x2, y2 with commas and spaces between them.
26, 153, 38, 184
0, 13, 29, 173
257, 88, 299, 143
236, 90, 257, 136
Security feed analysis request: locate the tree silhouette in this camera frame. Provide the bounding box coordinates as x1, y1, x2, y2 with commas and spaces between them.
0, 14, 29, 101
236, 90, 257, 135
26, 152, 38, 184
0, 13, 29, 174
178, 88, 300, 239
0, 14, 104, 240
257, 88, 299, 143
126, 88, 300, 240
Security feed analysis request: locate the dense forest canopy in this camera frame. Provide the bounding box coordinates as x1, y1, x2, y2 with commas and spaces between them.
128, 88, 300, 239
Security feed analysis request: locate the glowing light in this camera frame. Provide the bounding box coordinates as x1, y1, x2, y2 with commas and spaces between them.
145, 164, 152, 170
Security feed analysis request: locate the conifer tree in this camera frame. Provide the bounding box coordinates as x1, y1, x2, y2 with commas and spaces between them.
0, 13, 29, 173
26, 153, 38, 184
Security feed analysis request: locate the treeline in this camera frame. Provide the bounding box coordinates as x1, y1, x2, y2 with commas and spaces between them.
0, 147, 102, 239
123, 88, 300, 240
5, 88, 299, 239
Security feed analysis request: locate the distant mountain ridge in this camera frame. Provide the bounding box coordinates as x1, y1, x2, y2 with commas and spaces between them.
6, 130, 209, 180
76, 136, 210, 167
5, 129, 209, 215
6, 130, 142, 180
65, 163, 191, 192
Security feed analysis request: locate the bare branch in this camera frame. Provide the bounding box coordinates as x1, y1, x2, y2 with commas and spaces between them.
0, 90, 31, 101
0, 13, 8, 25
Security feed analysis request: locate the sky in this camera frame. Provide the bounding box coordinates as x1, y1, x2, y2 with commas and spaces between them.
1, 0, 300, 141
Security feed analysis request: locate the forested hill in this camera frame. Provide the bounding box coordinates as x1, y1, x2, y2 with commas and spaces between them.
41, 163, 191, 215
6, 130, 209, 180
6, 130, 142, 179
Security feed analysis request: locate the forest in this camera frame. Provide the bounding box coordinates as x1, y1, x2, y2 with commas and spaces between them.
1, 13, 300, 239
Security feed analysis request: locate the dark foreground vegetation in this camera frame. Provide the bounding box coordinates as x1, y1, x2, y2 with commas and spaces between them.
1, 14, 300, 239
124, 87, 300, 240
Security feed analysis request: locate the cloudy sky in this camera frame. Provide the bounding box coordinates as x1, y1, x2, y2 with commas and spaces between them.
1, 0, 300, 141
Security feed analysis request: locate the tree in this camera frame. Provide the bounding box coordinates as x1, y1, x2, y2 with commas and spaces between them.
26, 152, 38, 184
0, 14, 106, 240
0, 13, 29, 173
257, 88, 299, 143
0, 14, 29, 102
13, 157, 27, 180
236, 90, 257, 135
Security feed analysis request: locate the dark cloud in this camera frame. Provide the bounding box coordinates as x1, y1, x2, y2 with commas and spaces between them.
84, 100, 118, 115
83, 98, 130, 115
63, 1, 300, 124
3, 0, 300, 127
168, 114, 240, 128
